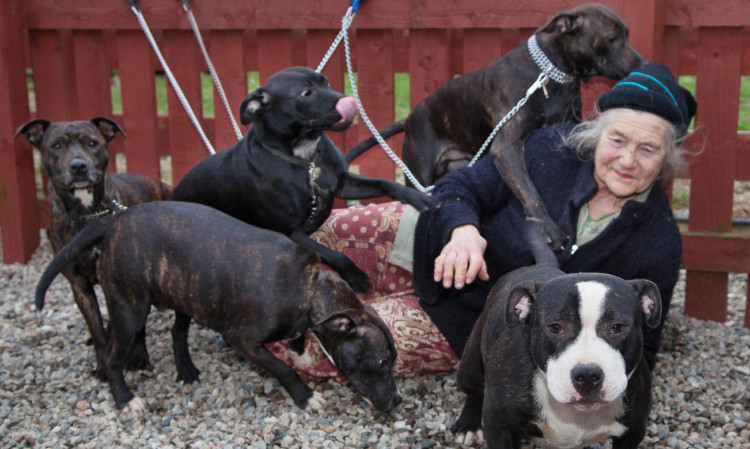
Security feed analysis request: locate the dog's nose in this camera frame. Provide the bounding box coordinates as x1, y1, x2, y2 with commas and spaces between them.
69, 159, 88, 176
571, 363, 604, 395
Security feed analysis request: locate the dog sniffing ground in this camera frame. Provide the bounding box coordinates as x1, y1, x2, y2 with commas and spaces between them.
1, 230, 748, 449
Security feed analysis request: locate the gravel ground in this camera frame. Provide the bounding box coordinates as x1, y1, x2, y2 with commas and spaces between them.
1, 232, 748, 449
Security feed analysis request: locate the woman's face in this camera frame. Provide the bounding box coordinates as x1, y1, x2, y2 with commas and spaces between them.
594, 109, 670, 200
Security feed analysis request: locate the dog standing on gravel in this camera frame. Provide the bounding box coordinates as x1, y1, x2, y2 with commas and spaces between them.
169, 66, 437, 293
345, 3, 645, 250
15, 117, 171, 377
451, 219, 661, 448
35, 201, 402, 415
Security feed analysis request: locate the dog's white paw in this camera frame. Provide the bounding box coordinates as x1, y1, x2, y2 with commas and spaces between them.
122, 397, 147, 416
456, 429, 484, 446
306, 391, 326, 411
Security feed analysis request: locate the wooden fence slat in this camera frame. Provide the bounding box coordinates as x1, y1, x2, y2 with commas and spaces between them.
117, 30, 161, 179
684, 26, 744, 322
685, 271, 728, 323
462, 29, 504, 74
29, 30, 76, 121
163, 30, 208, 185
72, 30, 118, 172
0, 0, 38, 264
355, 29, 397, 186
257, 30, 294, 84
209, 30, 247, 151
408, 29, 450, 112
623, 0, 665, 61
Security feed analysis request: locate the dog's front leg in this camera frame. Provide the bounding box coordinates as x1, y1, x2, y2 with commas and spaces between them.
490, 138, 567, 251
67, 278, 110, 379
222, 333, 325, 411
336, 172, 437, 212
289, 230, 371, 293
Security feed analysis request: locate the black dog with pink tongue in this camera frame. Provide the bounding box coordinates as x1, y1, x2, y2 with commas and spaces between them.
170, 66, 436, 293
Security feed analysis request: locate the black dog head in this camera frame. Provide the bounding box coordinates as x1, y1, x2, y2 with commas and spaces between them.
311, 270, 401, 411
538, 3, 646, 81
239, 67, 357, 144
506, 273, 660, 406
14, 117, 125, 210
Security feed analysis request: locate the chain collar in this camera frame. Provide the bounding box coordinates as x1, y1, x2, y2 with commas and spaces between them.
259, 142, 323, 229
527, 34, 575, 84
82, 198, 128, 220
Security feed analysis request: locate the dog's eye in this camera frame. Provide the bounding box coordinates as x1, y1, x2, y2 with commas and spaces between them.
300, 89, 312, 97
548, 324, 563, 334
378, 359, 387, 368
611, 324, 625, 334
52, 142, 62, 150
88, 140, 99, 148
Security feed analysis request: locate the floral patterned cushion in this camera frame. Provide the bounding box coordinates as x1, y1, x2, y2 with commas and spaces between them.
267, 202, 458, 381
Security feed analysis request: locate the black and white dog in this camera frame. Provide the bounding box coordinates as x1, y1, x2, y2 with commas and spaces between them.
452, 219, 661, 449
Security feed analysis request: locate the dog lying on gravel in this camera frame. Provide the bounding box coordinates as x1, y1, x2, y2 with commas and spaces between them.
35, 201, 402, 415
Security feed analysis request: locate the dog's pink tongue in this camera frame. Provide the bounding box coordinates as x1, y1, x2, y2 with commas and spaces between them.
336, 96, 358, 124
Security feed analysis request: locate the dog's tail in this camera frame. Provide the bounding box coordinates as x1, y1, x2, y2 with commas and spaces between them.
344, 121, 405, 163
35, 218, 111, 311
524, 218, 559, 268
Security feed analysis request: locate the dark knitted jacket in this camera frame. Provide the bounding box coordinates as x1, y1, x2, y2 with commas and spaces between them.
413, 123, 682, 368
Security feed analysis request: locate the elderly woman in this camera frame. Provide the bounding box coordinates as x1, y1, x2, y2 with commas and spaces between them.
413, 62, 697, 369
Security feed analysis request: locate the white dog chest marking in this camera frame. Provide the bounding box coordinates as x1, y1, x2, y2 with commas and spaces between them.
74, 188, 94, 207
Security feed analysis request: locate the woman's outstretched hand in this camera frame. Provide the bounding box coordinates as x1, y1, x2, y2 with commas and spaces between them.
434, 224, 490, 289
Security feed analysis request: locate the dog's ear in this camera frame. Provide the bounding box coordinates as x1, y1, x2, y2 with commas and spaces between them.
505, 282, 540, 327
319, 313, 358, 337
90, 117, 127, 142
629, 279, 662, 329
541, 10, 584, 35
239, 87, 271, 125
14, 119, 51, 149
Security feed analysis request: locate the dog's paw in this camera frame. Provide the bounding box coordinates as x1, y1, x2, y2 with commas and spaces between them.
454, 429, 484, 447
126, 355, 153, 372
305, 391, 326, 411
176, 364, 201, 384
402, 190, 439, 212
90, 366, 107, 382
121, 397, 147, 417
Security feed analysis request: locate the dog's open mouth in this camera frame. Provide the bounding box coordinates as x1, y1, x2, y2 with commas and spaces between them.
70, 181, 92, 190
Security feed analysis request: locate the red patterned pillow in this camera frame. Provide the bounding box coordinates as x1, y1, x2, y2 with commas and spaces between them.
310, 202, 414, 299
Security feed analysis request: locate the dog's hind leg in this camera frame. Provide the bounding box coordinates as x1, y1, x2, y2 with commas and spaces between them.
125, 326, 153, 372
172, 311, 201, 383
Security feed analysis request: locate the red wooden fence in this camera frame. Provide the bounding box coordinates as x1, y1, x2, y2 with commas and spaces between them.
1, 0, 749, 326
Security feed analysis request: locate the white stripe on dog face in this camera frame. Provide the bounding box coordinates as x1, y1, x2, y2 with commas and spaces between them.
545, 281, 628, 404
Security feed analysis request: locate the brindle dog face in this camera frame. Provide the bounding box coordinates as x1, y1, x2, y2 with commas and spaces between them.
15, 117, 125, 207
